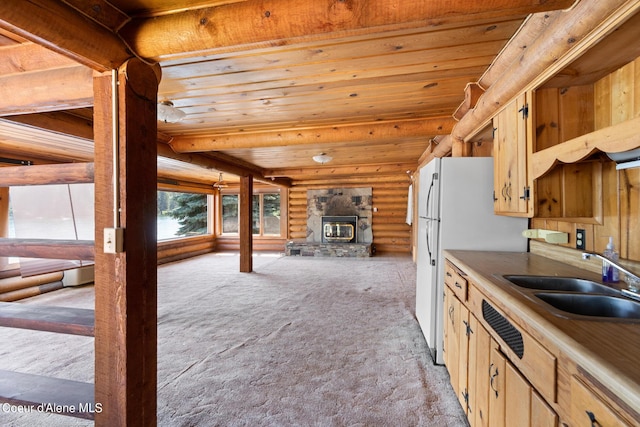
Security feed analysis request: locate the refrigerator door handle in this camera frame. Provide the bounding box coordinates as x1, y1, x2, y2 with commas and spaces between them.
426, 222, 435, 266
425, 173, 436, 219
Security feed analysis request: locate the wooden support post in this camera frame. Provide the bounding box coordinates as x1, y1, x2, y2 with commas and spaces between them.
239, 175, 253, 273
93, 58, 159, 426
0, 187, 8, 269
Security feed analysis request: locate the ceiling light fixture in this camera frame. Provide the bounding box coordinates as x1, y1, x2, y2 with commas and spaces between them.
213, 172, 227, 189
157, 100, 186, 123
312, 153, 333, 164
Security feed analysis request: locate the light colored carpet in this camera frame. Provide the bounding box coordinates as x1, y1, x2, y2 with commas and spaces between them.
1, 253, 467, 426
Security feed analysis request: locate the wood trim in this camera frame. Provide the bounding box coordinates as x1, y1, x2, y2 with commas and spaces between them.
531, 117, 640, 179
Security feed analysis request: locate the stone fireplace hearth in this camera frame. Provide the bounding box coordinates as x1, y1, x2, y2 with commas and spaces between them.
285, 188, 373, 257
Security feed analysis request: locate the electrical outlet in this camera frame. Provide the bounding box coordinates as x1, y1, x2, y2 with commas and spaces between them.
576, 228, 586, 250
104, 227, 124, 253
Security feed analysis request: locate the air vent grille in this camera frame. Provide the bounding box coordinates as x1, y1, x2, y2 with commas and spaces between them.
482, 300, 524, 359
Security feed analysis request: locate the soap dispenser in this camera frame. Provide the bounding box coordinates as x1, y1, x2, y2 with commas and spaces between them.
602, 236, 619, 282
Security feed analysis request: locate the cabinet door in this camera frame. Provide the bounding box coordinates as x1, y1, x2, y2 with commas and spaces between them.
489, 346, 507, 427
531, 390, 558, 427
493, 92, 532, 216
570, 376, 632, 427
457, 303, 470, 415
505, 360, 531, 427
444, 287, 460, 397
469, 315, 493, 427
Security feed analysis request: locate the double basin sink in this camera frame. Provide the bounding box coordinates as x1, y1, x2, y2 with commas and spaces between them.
503, 275, 640, 321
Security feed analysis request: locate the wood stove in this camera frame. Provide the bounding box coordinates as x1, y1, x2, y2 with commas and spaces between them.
321, 215, 357, 243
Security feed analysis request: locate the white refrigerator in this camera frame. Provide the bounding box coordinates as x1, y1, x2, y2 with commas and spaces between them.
415, 157, 527, 364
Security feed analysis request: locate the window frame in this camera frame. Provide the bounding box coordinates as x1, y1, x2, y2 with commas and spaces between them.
219, 189, 283, 237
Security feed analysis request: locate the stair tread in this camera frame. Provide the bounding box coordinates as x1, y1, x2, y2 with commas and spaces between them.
0, 369, 95, 420
0, 302, 94, 336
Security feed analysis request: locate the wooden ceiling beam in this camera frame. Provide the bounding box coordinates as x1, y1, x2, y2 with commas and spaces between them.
0, 0, 133, 71
0, 162, 94, 186
264, 163, 416, 179
169, 118, 455, 153
0, 43, 80, 76
0, 67, 93, 115
3, 113, 287, 186
120, 0, 577, 60
156, 143, 291, 188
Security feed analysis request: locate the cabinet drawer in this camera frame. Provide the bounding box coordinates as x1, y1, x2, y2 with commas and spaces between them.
570, 376, 632, 427
445, 262, 468, 301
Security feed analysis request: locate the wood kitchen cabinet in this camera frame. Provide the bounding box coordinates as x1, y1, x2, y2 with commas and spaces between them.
492, 92, 532, 217
443, 251, 640, 427
444, 258, 559, 427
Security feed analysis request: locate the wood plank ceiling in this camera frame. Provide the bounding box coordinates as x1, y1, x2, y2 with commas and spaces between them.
0, 0, 577, 187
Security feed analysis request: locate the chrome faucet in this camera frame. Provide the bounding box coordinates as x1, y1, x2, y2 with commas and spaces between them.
582, 252, 640, 301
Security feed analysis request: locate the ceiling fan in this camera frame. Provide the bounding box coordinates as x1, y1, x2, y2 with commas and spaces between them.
213, 172, 228, 190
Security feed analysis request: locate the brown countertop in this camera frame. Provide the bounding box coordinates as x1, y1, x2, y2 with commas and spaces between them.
444, 249, 640, 416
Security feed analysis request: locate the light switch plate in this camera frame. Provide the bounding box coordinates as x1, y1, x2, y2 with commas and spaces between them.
104, 227, 124, 253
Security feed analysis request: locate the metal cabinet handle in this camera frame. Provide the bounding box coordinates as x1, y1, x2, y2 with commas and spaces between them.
586, 411, 602, 427
455, 281, 462, 289
446, 271, 453, 278
489, 363, 499, 398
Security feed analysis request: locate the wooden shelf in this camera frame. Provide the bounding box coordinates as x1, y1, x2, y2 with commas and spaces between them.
531, 116, 640, 179
0, 302, 94, 336
0, 369, 95, 420
0, 238, 94, 260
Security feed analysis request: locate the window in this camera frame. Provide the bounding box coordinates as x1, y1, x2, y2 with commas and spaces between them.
157, 190, 209, 240
221, 193, 280, 236
222, 194, 239, 233
261, 193, 281, 235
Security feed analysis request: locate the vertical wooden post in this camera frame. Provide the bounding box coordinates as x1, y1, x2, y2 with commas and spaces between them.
0, 187, 9, 269
239, 175, 253, 272
93, 58, 159, 426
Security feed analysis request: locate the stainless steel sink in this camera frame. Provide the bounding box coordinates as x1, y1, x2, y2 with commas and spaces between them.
535, 293, 640, 319
503, 275, 619, 296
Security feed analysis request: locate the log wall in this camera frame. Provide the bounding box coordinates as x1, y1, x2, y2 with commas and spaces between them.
531, 57, 640, 261
289, 173, 412, 253
157, 235, 216, 264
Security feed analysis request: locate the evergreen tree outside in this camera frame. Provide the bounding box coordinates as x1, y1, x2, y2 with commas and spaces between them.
168, 192, 208, 235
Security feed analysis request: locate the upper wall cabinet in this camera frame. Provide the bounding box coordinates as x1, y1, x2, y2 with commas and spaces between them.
492, 9, 640, 220
493, 93, 533, 217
